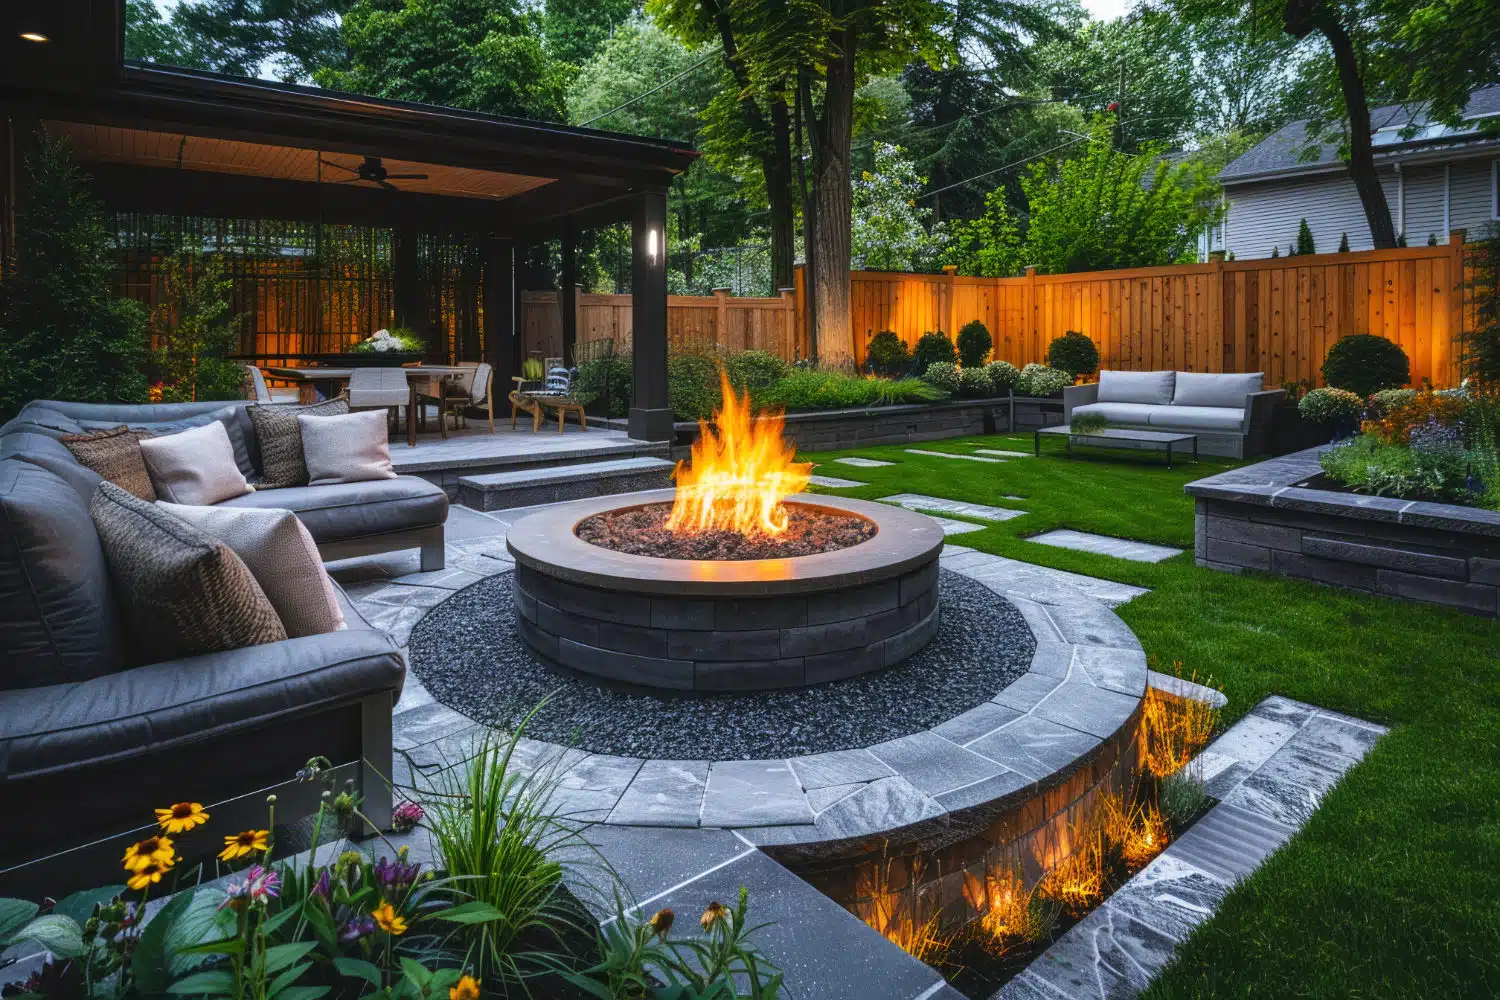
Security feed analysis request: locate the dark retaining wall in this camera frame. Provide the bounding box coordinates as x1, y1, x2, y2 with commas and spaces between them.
1186, 448, 1500, 616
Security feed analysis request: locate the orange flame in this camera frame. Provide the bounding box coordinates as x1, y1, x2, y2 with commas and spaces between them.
667, 370, 812, 537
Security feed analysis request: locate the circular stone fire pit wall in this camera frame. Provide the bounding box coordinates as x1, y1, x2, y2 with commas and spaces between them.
506, 491, 947, 692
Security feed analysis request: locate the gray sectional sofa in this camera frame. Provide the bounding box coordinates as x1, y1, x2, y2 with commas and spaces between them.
0, 399, 448, 887
1063, 370, 1284, 459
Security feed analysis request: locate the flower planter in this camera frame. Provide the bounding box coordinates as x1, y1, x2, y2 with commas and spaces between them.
1269, 401, 1332, 455
315, 351, 425, 368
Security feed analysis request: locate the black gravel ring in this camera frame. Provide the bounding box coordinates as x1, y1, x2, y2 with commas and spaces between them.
406, 568, 1036, 760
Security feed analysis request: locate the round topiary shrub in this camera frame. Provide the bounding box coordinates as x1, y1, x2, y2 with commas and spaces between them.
1367, 387, 1417, 417
1321, 334, 1410, 398
1016, 363, 1071, 397
913, 330, 957, 370
1048, 330, 1099, 377
864, 330, 911, 377
1298, 386, 1364, 427
957, 367, 993, 398
956, 320, 993, 369
921, 361, 961, 393
723, 349, 788, 393
985, 360, 1019, 393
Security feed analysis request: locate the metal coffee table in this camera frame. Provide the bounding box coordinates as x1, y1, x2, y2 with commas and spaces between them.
1035, 425, 1198, 468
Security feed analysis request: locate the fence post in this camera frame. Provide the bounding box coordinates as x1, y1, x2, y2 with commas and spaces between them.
1448, 229, 1467, 385
942, 264, 958, 337
1208, 251, 1227, 375
713, 287, 731, 348
778, 287, 796, 361
1024, 266, 1037, 365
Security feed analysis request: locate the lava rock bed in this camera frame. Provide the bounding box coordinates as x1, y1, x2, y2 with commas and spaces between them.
575, 501, 876, 560
407, 569, 1036, 759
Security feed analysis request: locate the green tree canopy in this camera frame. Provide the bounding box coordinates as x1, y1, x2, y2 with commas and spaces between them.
544, 0, 640, 67
125, 0, 352, 82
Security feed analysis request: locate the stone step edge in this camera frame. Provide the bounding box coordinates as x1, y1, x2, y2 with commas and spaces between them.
458, 455, 676, 490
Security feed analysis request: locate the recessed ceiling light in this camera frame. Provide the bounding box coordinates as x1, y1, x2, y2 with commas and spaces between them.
20, 31, 50, 43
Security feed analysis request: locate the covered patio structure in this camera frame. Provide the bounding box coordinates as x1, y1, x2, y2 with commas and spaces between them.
0, 0, 696, 441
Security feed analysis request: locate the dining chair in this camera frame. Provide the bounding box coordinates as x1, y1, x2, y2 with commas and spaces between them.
348, 368, 409, 433
244, 365, 273, 403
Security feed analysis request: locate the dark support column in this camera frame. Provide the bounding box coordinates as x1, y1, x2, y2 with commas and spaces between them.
560, 217, 578, 365
482, 236, 517, 386
629, 189, 672, 441
392, 227, 427, 357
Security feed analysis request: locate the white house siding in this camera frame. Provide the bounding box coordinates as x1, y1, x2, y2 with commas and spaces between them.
1224, 154, 1500, 259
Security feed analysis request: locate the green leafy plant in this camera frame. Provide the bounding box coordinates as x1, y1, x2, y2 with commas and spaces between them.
955, 321, 993, 369
1016, 363, 1070, 397
348, 327, 425, 355
864, 331, 911, 378
755, 370, 942, 411
956, 367, 994, 399
1320, 433, 1475, 502
1047, 331, 1099, 378
985, 360, 1020, 393
521, 357, 546, 381
1298, 386, 1365, 427
1296, 219, 1316, 256
149, 249, 247, 403
1366, 387, 1418, 417
0, 133, 149, 418
1321, 334, 1410, 398
912, 331, 957, 370
1071, 412, 1108, 434
668, 350, 722, 421
573, 354, 632, 417
723, 350, 788, 394
921, 362, 961, 394
1463, 227, 1500, 382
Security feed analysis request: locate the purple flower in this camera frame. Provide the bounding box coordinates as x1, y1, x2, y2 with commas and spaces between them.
311, 869, 331, 899
246, 866, 280, 904
340, 916, 377, 943
373, 857, 421, 893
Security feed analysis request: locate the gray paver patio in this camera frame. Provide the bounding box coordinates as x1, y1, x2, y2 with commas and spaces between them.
879, 493, 1026, 522
1028, 528, 1184, 563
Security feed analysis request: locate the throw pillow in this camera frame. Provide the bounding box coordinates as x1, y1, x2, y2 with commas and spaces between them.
89, 482, 287, 662
249, 396, 350, 489
61, 425, 157, 501
298, 410, 398, 486
160, 502, 346, 637
139, 421, 255, 505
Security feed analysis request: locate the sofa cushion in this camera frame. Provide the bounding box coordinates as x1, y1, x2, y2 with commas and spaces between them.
0, 460, 126, 689
139, 421, 255, 505
217, 475, 448, 544
1097, 370, 1176, 405
299, 410, 397, 486
0, 407, 84, 439
61, 426, 157, 501
1069, 402, 1162, 425
249, 397, 350, 489
0, 623, 402, 779
77, 404, 257, 480
90, 482, 287, 663
1146, 406, 1246, 432
0, 432, 103, 505
1172, 372, 1263, 409
162, 502, 345, 638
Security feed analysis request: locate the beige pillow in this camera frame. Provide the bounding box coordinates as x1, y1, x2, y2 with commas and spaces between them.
249, 396, 350, 489
139, 421, 254, 505
62, 425, 156, 501
159, 502, 346, 637
298, 410, 398, 486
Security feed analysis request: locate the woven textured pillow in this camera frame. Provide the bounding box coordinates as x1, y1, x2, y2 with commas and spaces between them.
61, 426, 156, 501
247, 396, 349, 489
160, 502, 345, 637
90, 482, 287, 662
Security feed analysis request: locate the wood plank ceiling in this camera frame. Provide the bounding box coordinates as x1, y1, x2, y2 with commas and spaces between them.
45, 121, 556, 202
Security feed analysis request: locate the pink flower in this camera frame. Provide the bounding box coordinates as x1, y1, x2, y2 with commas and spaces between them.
392, 800, 424, 833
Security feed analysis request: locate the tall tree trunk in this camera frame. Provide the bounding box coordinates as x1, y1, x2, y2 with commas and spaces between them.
809, 27, 857, 365
796, 75, 818, 359
1284, 0, 1396, 249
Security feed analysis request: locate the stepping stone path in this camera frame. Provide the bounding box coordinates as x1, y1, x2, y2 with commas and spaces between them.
807, 474, 868, 488
927, 516, 987, 536
974, 449, 1034, 458
996, 695, 1387, 1000
1029, 528, 1183, 563
941, 545, 1149, 608
905, 448, 1005, 463
834, 456, 895, 468
879, 493, 1025, 522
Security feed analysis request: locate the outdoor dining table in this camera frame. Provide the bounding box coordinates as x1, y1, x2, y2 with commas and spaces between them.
263, 365, 473, 447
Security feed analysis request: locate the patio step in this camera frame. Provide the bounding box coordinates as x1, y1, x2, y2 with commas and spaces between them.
455, 456, 677, 512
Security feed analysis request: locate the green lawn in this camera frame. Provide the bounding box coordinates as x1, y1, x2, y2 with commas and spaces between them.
802, 434, 1500, 999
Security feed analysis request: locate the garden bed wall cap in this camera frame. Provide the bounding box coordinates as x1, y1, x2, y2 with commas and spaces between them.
505, 489, 946, 596
596, 396, 1014, 435
1184, 446, 1500, 537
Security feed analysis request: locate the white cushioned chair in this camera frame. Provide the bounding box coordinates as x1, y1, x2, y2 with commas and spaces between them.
1063, 370, 1283, 458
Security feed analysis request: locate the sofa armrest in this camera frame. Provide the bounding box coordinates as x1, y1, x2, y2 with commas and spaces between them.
1241, 389, 1285, 455
1063, 383, 1099, 423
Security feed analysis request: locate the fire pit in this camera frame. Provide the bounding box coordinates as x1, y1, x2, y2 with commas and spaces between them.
506, 375, 945, 692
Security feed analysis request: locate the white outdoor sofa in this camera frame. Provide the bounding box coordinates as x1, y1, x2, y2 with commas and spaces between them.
1063, 370, 1284, 459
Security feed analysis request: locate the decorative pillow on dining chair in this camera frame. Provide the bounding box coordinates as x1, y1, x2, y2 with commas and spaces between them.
138, 420, 255, 505
89, 482, 287, 663
159, 502, 346, 637
61, 425, 156, 501
248, 396, 350, 489
298, 410, 398, 486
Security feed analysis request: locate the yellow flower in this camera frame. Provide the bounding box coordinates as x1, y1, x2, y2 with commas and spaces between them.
219, 829, 269, 862
699, 901, 728, 932
649, 908, 675, 940
448, 975, 480, 1000
156, 802, 210, 834
372, 900, 407, 936
122, 836, 175, 872
126, 858, 174, 891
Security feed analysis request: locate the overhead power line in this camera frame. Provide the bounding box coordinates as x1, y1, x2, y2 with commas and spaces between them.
578, 47, 723, 127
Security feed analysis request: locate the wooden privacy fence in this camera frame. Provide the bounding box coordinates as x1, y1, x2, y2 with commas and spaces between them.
520, 287, 798, 361
796, 232, 1474, 388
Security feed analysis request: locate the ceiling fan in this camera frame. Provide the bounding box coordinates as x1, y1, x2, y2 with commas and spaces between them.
321, 155, 428, 190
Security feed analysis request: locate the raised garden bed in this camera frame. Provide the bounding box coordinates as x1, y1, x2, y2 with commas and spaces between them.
1185, 447, 1500, 616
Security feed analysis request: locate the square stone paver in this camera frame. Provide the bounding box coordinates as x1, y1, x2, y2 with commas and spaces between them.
868, 731, 1002, 796
788, 748, 896, 790
700, 760, 814, 827
967, 714, 1101, 781
1028, 529, 1183, 563
878, 493, 1025, 522
974, 448, 1034, 458
834, 456, 894, 468
928, 515, 988, 536
606, 759, 709, 827
807, 474, 868, 488
904, 448, 1004, 463
812, 775, 945, 841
